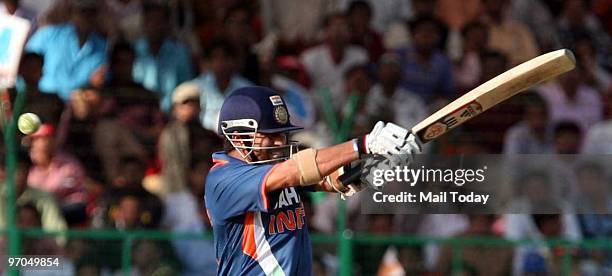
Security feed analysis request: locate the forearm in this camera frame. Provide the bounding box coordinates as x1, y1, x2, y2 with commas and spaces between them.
265, 141, 358, 192
266, 120, 420, 192
314, 141, 358, 177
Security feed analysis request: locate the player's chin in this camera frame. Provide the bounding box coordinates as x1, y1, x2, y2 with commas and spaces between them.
269, 152, 284, 160
269, 149, 291, 160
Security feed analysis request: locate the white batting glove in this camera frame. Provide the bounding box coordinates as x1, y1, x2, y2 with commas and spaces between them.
392, 132, 422, 166
363, 121, 422, 168
366, 121, 420, 154
364, 121, 385, 154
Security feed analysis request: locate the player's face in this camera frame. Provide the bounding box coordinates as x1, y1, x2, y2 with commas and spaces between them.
250, 132, 289, 162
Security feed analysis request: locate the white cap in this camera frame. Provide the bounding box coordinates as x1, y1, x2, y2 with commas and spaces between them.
172, 82, 200, 104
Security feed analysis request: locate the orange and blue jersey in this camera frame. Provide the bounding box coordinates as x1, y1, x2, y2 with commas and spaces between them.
205, 152, 312, 276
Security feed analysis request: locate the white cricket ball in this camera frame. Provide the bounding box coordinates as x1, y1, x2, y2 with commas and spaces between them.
17, 113, 41, 135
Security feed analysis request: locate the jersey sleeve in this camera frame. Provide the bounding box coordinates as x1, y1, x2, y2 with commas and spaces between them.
209, 164, 276, 220
25, 26, 53, 54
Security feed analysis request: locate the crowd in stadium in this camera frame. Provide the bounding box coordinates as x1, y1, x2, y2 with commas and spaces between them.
0, 0, 610, 275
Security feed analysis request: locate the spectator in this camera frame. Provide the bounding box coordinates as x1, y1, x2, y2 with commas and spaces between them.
0, 150, 67, 239
435, 0, 482, 31
75, 259, 101, 276
582, 95, 612, 153
101, 42, 163, 159
103, 0, 143, 43
64, 239, 98, 276
315, 64, 372, 144
25, 0, 108, 100
342, 64, 374, 137
453, 21, 489, 93
260, 0, 337, 52
186, 156, 211, 214
0, 204, 71, 275
354, 214, 394, 275
300, 13, 369, 98
557, 0, 611, 68
16, 204, 63, 255
92, 156, 163, 230
410, 0, 437, 18
159, 82, 222, 195
27, 123, 88, 224
396, 16, 454, 103
192, 1, 246, 47
114, 195, 142, 230
507, 170, 575, 213
167, 0, 199, 53
573, 33, 611, 93
90, 193, 146, 270
90, 157, 163, 271
161, 156, 217, 275
504, 172, 582, 275
418, 214, 469, 270
435, 0, 482, 60
221, 3, 261, 84
17, 0, 56, 20
575, 162, 611, 213
509, 0, 560, 51
132, 2, 194, 112
338, 0, 411, 35
57, 87, 108, 183
365, 53, 427, 130
130, 240, 177, 275
538, 64, 602, 132
575, 162, 612, 274
546, 121, 584, 202
346, 1, 385, 62
35, 0, 72, 27
10, 52, 64, 125
520, 214, 577, 275
480, 0, 539, 66
193, 39, 252, 131
435, 215, 513, 275
0, 0, 37, 29
592, 0, 612, 34
553, 121, 583, 154
504, 92, 554, 154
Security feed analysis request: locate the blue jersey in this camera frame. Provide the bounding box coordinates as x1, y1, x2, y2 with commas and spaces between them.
205, 152, 312, 276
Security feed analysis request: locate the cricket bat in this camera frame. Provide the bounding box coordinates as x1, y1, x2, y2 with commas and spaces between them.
411, 49, 576, 144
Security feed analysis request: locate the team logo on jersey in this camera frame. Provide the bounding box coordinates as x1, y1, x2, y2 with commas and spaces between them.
274, 106, 289, 124
268, 188, 306, 234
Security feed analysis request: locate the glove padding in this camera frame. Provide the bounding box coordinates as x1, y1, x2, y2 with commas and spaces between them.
363, 131, 422, 190
332, 122, 422, 196
361, 155, 395, 190
366, 121, 422, 166
389, 132, 421, 167
336, 155, 402, 193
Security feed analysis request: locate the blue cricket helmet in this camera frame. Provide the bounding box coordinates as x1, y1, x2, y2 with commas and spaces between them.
218, 86, 303, 134
218, 86, 302, 164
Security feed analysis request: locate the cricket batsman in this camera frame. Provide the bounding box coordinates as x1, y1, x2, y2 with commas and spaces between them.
205, 86, 421, 275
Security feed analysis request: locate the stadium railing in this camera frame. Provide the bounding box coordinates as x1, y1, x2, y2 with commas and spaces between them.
2, 228, 611, 275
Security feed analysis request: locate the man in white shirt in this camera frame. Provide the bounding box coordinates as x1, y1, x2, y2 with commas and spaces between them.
0, 0, 37, 29
300, 13, 369, 99
537, 66, 602, 133
583, 96, 612, 153
365, 53, 427, 130
504, 92, 554, 154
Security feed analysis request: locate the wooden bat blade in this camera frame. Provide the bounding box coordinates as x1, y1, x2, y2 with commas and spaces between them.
412, 49, 576, 143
